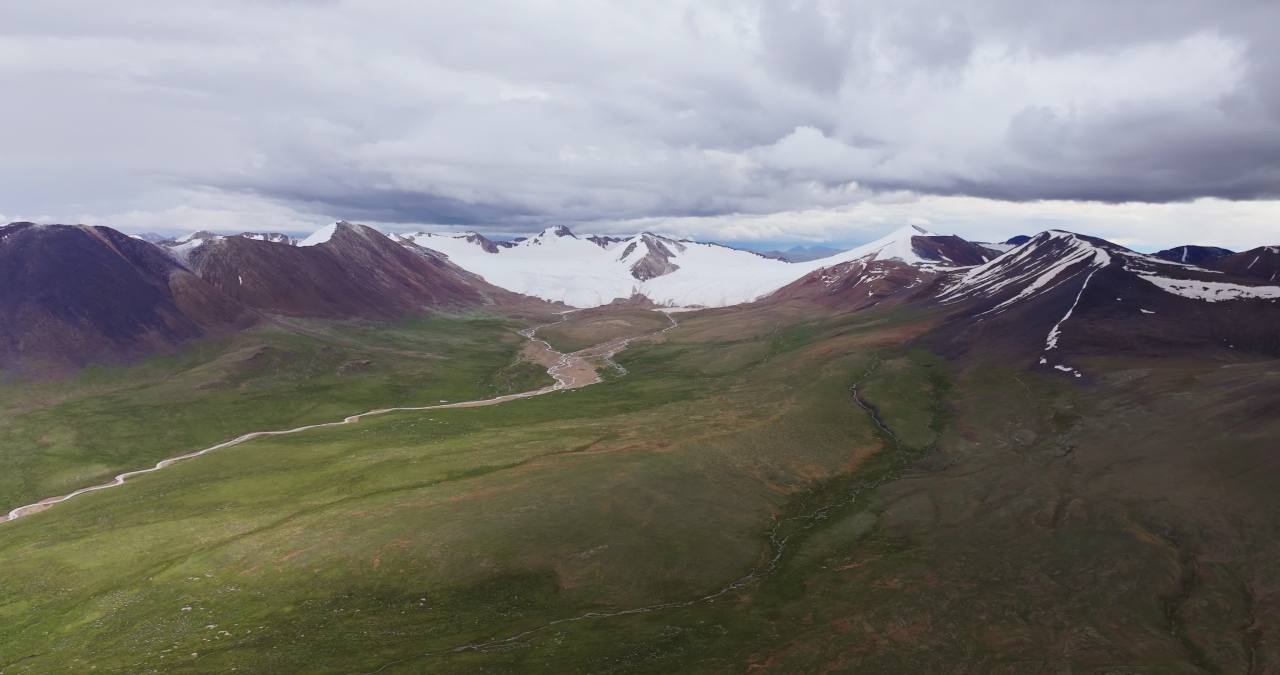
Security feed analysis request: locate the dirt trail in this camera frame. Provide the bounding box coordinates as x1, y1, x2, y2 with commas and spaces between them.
3, 312, 679, 523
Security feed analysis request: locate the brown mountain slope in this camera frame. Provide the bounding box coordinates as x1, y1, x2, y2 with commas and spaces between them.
765, 258, 940, 310
759, 233, 993, 309
1206, 245, 1280, 282
1152, 244, 1234, 265
0, 222, 252, 375
187, 221, 550, 319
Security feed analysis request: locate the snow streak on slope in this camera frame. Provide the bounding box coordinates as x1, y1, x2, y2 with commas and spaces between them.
1039, 266, 1101, 378
1045, 265, 1101, 352
401, 224, 958, 308
937, 231, 1112, 317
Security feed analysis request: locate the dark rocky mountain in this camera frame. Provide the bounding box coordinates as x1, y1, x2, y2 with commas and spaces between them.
1004, 234, 1031, 246
926, 231, 1280, 373
912, 234, 995, 265
1153, 244, 1234, 265
0, 223, 252, 375
1205, 245, 1280, 282
765, 228, 1280, 372
185, 221, 521, 318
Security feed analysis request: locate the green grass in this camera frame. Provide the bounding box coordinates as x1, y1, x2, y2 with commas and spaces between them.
0, 305, 917, 673
0, 304, 1274, 673
0, 314, 550, 513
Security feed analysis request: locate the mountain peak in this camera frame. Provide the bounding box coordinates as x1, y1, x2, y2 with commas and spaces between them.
818, 224, 943, 267
539, 225, 576, 238
174, 230, 220, 244
298, 222, 342, 247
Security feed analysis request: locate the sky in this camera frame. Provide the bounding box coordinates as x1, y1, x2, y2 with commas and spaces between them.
1, 1, 1278, 251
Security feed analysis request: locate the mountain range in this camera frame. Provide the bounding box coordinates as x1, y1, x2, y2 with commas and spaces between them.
3, 218, 1278, 377
0, 221, 542, 374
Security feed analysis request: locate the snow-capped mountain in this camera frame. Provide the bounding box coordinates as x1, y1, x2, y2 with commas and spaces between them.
398, 224, 982, 308
765, 226, 996, 308
939, 230, 1280, 312
399, 226, 803, 307
187, 221, 530, 318
8, 217, 1280, 376
239, 231, 299, 245
160, 230, 300, 264
927, 230, 1280, 377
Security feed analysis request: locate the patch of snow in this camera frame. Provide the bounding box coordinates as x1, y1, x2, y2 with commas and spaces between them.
1140, 309, 1155, 314
164, 237, 218, 266
1248, 255, 1259, 270
1137, 275, 1280, 302
298, 223, 339, 247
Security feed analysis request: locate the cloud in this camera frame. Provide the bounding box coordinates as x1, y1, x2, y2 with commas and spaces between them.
1, 0, 1278, 245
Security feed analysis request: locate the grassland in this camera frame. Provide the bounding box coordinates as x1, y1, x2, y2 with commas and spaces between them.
1, 303, 1276, 673
0, 314, 551, 515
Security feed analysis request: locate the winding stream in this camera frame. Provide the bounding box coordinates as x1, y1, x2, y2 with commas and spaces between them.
3, 312, 679, 523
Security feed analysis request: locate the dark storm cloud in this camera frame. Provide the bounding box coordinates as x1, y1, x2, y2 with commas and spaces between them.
1, 0, 1278, 234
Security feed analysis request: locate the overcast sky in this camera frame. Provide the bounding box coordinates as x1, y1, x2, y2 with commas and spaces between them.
2, 1, 1277, 250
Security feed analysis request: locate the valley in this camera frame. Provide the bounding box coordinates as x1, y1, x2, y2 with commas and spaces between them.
3, 294, 1276, 673
1, 220, 1278, 673
3, 311, 677, 523
6, 8, 1278, 673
